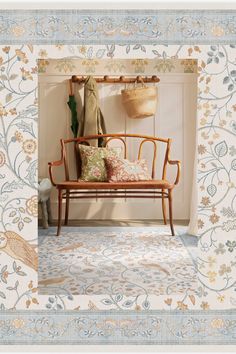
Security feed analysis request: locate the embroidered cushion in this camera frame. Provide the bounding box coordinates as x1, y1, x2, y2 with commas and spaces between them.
79, 144, 121, 182
104, 156, 152, 182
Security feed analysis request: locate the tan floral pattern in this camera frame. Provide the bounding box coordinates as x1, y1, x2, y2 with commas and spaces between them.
105, 157, 151, 182
22, 140, 36, 154
26, 196, 38, 217
79, 145, 121, 182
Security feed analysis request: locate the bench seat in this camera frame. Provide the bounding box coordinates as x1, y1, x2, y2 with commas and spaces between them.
56, 179, 174, 190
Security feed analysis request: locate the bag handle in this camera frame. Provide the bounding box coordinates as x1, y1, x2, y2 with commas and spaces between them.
125, 76, 147, 90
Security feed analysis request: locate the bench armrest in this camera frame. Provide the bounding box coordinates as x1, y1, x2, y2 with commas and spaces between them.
48, 159, 64, 186
168, 159, 181, 185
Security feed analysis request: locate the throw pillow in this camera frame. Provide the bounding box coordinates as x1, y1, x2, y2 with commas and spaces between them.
78, 144, 121, 182
104, 156, 152, 182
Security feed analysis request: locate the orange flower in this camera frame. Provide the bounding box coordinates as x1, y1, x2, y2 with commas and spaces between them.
164, 298, 172, 306
198, 144, 207, 154
198, 219, 204, 229
209, 214, 220, 224
201, 196, 210, 206
177, 301, 188, 311
200, 301, 210, 310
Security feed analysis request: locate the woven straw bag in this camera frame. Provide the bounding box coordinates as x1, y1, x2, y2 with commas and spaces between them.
121, 78, 158, 119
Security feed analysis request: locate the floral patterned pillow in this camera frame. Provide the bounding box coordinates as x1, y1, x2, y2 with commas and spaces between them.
104, 156, 152, 182
79, 144, 121, 182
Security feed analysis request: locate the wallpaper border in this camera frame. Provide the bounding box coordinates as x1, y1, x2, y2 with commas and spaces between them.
0, 9, 236, 44
1, 310, 235, 345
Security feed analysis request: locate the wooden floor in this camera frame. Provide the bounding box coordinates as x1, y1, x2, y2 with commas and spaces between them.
39, 219, 189, 227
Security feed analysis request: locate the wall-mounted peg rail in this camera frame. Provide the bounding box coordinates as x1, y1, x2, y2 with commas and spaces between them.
71, 75, 160, 84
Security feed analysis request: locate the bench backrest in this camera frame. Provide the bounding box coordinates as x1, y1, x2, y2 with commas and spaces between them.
60, 134, 172, 181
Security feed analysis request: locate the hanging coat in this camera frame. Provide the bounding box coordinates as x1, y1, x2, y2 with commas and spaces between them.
67, 94, 78, 138
78, 76, 106, 147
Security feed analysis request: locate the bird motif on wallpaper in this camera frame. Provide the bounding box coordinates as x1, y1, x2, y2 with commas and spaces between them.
0, 231, 38, 271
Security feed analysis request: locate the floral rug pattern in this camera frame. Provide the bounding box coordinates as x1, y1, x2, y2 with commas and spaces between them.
39, 227, 197, 296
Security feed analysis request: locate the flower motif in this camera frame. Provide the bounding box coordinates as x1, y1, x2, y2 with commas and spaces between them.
2, 46, 10, 54
0, 103, 7, 117
11, 26, 25, 37
207, 271, 217, 283
154, 59, 175, 73
0, 151, 6, 167
55, 59, 75, 73
198, 219, 204, 229
211, 318, 224, 329
37, 59, 50, 73
38, 49, 48, 58
200, 301, 210, 310
22, 139, 37, 155
15, 49, 28, 63
131, 59, 148, 73
209, 213, 220, 224
211, 25, 225, 37
20, 68, 33, 81
201, 196, 210, 206
219, 264, 231, 276
177, 301, 188, 310
226, 240, 236, 252
26, 196, 38, 217
11, 318, 25, 329
198, 144, 207, 154
14, 131, 23, 142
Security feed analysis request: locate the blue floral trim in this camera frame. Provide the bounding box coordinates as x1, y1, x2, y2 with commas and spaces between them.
0, 10, 236, 44
0, 310, 235, 345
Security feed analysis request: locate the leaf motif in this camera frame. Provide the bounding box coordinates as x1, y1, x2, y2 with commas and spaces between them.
9, 211, 16, 217
189, 295, 195, 305
231, 159, 236, 170
207, 57, 212, 64
207, 184, 217, 197
223, 76, 230, 84
0, 292, 6, 299
142, 300, 150, 309
0, 74, 7, 81
210, 45, 217, 51
1, 180, 25, 194
231, 70, 236, 77
215, 141, 228, 157
9, 74, 18, 80
23, 217, 32, 223
18, 221, 24, 231
15, 120, 35, 138
101, 298, 113, 305
96, 49, 105, 59
115, 294, 123, 302
228, 84, 234, 91
6, 93, 12, 103
12, 217, 20, 224
122, 300, 133, 308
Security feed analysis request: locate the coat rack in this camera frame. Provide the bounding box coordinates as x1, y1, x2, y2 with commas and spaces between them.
71, 75, 160, 84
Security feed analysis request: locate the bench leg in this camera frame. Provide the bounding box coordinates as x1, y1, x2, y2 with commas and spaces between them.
46, 198, 53, 225
64, 190, 70, 226
57, 188, 62, 236
161, 189, 167, 225
168, 189, 175, 236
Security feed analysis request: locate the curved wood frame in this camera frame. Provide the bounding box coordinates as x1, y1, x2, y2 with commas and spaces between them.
48, 134, 181, 236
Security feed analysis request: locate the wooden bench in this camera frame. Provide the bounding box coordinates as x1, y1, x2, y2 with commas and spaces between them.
48, 134, 181, 236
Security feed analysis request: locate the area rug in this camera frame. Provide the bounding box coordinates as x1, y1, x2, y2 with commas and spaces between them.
38, 227, 198, 296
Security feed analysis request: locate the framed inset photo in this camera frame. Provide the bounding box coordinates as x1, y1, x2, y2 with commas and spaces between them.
0, 4, 235, 349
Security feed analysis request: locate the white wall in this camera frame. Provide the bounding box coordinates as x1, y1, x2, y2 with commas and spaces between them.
39, 71, 197, 221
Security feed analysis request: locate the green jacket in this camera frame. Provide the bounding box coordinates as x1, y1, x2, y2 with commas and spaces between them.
78, 76, 106, 147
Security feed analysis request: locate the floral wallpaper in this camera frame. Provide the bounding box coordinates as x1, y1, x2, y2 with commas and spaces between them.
0, 44, 235, 315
